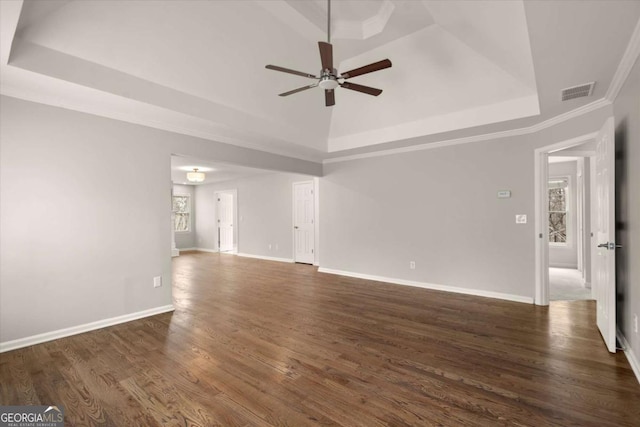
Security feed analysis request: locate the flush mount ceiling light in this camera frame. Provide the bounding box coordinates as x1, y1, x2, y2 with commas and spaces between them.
265, 0, 392, 107
186, 168, 205, 183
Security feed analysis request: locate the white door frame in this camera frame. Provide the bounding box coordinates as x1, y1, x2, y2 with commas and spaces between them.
214, 189, 238, 253
534, 132, 597, 305
292, 179, 318, 265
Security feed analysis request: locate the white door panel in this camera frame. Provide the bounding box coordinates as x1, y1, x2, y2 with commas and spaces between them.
293, 182, 314, 264
218, 192, 234, 252
594, 117, 616, 353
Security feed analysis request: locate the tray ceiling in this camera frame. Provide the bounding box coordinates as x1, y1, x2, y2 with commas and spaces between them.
2, 1, 639, 162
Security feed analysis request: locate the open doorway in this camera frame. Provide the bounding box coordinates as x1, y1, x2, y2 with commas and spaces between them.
547, 155, 593, 301
535, 118, 617, 353
534, 132, 596, 305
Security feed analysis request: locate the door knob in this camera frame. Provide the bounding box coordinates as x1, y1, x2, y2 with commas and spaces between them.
598, 242, 622, 250
294, 226, 299, 229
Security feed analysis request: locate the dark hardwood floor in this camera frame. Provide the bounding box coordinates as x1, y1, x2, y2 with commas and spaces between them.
1, 251, 639, 426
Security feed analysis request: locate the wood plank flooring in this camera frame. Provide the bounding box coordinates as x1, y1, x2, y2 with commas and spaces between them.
1, 251, 639, 426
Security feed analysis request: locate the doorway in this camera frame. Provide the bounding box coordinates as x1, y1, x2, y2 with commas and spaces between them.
215, 189, 237, 253
534, 118, 617, 353
547, 157, 592, 301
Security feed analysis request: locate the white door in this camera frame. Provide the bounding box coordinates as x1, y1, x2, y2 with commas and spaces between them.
217, 193, 234, 252
293, 181, 315, 264
594, 117, 616, 353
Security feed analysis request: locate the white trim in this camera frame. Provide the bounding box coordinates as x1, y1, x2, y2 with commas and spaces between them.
534, 150, 550, 305
550, 150, 596, 158
546, 132, 599, 153
313, 177, 320, 266
617, 329, 640, 384
534, 132, 599, 306
236, 253, 294, 263
317, 268, 533, 304
549, 263, 579, 269
323, 101, 609, 164
606, 17, 640, 102
0, 305, 175, 353
528, 99, 610, 134
174, 247, 218, 253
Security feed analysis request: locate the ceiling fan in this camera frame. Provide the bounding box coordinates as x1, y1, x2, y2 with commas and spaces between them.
265, 0, 392, 107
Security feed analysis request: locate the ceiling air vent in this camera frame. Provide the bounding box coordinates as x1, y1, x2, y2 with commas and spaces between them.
561, 82, 595, 101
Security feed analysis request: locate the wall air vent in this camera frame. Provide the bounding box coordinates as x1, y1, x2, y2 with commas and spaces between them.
561, 82, 595, 101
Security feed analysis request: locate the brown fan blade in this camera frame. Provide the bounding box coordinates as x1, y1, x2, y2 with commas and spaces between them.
279, 84, 318, 97
266, 65, 317, 79
340, 82, 383, 96
341, 59, 392, 79
318, 41, 333, 71
325, 89, 335, 107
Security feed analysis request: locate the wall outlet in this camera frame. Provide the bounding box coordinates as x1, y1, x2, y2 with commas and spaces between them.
515, 214, 527, 224
634, 314, 638, 334
268, 244, 272, 251
409, 261, 416, 269
153, 276, 162, 288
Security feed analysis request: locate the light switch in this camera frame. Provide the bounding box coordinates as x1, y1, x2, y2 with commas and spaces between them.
497, 190, 511, 199
515, 214, 527, 224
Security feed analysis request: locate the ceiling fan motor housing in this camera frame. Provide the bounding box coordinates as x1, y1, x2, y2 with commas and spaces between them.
319, 69, 339, 90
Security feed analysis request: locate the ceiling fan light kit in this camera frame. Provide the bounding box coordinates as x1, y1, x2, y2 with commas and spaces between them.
265, 0, 392, 107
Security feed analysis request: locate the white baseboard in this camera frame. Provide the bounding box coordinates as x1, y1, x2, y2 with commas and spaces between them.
617, 328, 640, 384
178, 247, 198, 251
0, 305, 175, 353
549, 263, 578, 269
237, 253, 294, 263
195, 247, 218, 253
317, 268, 534, 304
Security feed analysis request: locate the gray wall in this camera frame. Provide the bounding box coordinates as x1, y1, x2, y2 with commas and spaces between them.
172, 184, 196, 249
0, 95, 320, 345
0, 97, 172, 343
320, 105, 613, 301
195, 172, 311, 260
548, 160, 578, 268
613, 56, 640, 365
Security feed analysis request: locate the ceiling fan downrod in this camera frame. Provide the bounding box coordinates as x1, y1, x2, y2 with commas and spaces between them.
264, 0, 392, 107
327, 0, 331, 44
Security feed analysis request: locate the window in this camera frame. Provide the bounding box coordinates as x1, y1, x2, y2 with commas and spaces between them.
173, 194, 190, 232
548, 178, 569, 244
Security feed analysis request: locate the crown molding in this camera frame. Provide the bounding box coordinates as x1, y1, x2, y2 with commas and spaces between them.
324, 98, 610, 164
606, 16, 640, 102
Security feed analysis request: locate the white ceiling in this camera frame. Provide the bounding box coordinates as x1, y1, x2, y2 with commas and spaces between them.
1, 1, 639, 162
